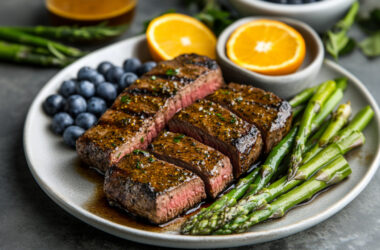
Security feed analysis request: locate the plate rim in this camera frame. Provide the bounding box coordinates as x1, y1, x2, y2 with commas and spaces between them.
23, 35, 380, 248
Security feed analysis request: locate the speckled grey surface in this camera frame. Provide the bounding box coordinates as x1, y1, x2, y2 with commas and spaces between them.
0, 0, 379, 249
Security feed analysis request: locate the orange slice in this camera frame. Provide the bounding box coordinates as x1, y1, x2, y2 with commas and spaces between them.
146, 13, 216, 61
227, 19, 306, 75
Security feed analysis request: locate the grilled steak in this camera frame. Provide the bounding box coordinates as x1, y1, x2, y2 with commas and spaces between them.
149, 131, 233, 198
77, 54, 223, 173
208, 83, 292, 153
168, 100, 263, 177
104, 150, 206, 224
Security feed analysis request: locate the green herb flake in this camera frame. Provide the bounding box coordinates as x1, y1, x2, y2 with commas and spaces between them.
111, 143, 117, 147
140, 137, 144, 143
148, 157, 155, 163
151, 75, 157, 80
235, 96, 243, 103
165, 68, 180, 76
173, 134, 185, 143
121, 95, 131, 104
222, 90, 230, 95
136, 161, 142, 169
230, 117, 236, 124
216, 113, 225, 121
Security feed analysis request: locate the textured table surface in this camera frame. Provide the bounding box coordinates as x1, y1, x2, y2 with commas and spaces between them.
0, 0, 379, 249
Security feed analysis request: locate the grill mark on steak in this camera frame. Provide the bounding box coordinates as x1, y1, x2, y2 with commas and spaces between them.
104, 150, 206, 224
149, 131, 233, 198
76, 54, 224, 172
207, 83, 292, 153
168, 99, 263, 177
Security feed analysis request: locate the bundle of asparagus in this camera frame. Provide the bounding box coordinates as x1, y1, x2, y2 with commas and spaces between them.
181, 78, 374, 235
0, 23, 127, 67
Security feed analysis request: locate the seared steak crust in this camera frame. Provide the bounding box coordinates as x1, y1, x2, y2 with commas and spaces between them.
168, 100, 263, 177
104, 150, 206, 224
149, 131, 233, 198
77, 54, 223, 173
208, 83, 292, 153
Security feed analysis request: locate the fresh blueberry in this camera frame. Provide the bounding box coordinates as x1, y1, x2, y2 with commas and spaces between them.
105, 66, 124, 83
96, 82, 117, 102
63, 125, 85, 148
75, 112, 97, 130
77, 66, 98, 81
90, 73, 105, 86
76, 80, 95, 99
87, 97, 107, 117
112, 83, 120, 93
51, 112, 74, 134
97, 61, 114, 75
58, 80, 76, 97
65, 95, 87, 117
136, 61, 157, 76
123, 58, 141, 73
43, 94, 65, 116
119, 72, 138, 90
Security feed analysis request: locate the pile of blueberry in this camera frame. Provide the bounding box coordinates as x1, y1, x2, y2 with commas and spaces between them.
43, 58, 157, 148
265, 0, 321, 4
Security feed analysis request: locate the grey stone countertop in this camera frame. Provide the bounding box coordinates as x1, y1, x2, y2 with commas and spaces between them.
0, 0, 379, 249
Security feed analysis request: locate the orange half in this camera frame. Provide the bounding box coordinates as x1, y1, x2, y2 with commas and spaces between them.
227, 19, 306, 75
146, 13, 216, 61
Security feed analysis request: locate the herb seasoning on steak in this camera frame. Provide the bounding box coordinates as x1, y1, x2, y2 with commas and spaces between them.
149, 131, 233, 198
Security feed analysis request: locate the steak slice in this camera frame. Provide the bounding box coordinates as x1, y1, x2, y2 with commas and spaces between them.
208, 83, 292, 153
77, 54, 223, 173
168, 99, 263, 177
104, 150, 206, 225
149, 131, 233, 198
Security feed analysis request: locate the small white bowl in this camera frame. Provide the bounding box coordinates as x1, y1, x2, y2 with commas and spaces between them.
229, 0, 355, 33
216, 16, 324, 99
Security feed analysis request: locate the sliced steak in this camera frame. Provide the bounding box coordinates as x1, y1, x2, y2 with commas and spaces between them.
149, 131, 233, 198
77, 54, 223, 173
208, 83, 292, 153
104, 150, 206, 224
168, 99, 263, 177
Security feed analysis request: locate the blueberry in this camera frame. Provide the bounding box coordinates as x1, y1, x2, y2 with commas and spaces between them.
51, 112, 74, 134
59, 80, 76, 97
123, 58, 141, 73
63, 126, 85, 148
43, 94, 65, 116
65, 95, 87, 117
87, 97, 107, 117
77, 66, 98, 81
136, 61, 157, 76
119, 72, 138, 90
97, 61, 114, 75
96, 82, 117, 102
75, 112, 97, 130
105, 66, 124, 83
91, 73, 105, 86
76, 80, 95, 99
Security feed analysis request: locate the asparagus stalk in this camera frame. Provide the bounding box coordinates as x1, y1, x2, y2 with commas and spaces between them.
311, 78, 347, 131
0, 27, 83, 57
303, 102, 352, 163
181, 167, 260, 234
292, 104, 306, 118
332, 105, 374, 142
0, 40, 71, 67
7, 23, 128, 42
214, 156, 351, 234
182, 125, 298, 234
188, 131, 364, 235
289, 86, 318, 108
288, 80, 337, 179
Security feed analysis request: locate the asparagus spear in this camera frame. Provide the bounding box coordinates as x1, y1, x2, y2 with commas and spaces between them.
303, 102, 352, 163
7, 23, 128, 42
181, 167, 260, 234
188, 131, 364, 235
0, 41, 71, 67
289, 86, 318, 108
311, 78, 347, 131
332, 105, 374, 142
214, 156, 351, 234
292, 104, 306, 118
0, 27, 83, 57
181, 125, 298, 234
288, 80, 337, 179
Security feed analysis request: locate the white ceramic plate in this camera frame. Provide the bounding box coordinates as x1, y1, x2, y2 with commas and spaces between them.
24, 35, 380, 248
